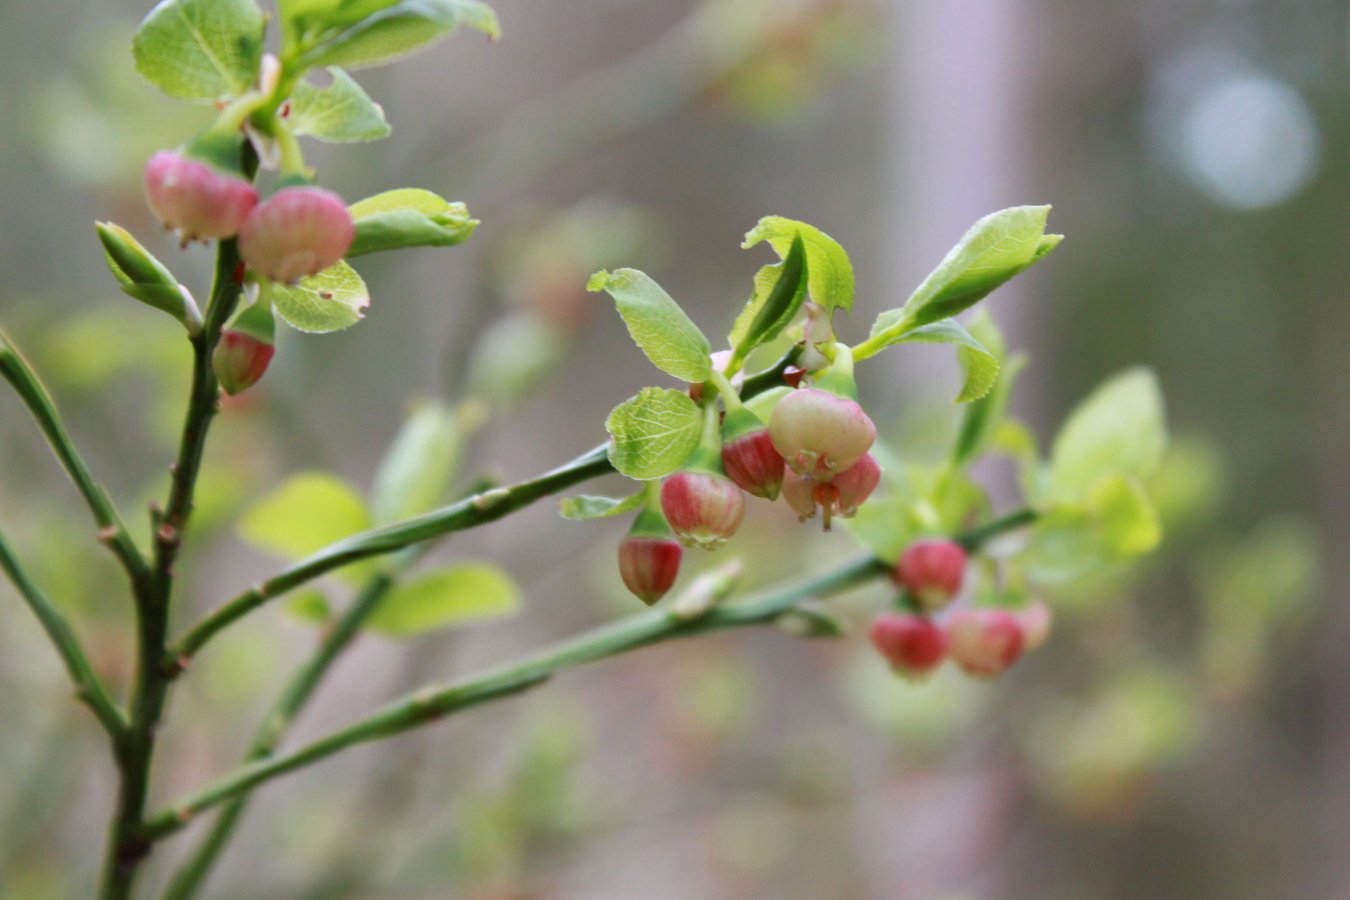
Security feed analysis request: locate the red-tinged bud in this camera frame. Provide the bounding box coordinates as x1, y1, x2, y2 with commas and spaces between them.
782, 365, 806, 388
721, 428, 784, 500
239, 186, 354, 283
946, 608, 1025, 678
213, 301, 275, 395
619, 536, 683, 605
769, 388, 876, 480
893, 539, 967, 610
660, 472, 745, 549
144, 150, 258, 243
781, 453, 880, 530
1016, 599, 1054, 652
869, 613, 947, 678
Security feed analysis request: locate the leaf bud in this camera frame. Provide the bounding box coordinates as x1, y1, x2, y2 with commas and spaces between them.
96, 222, 202, 334
144, 150, 259, 244
769, 388, 876, 480
239, 186, 354, 284
213, 301, 275, 395
660, 471, 745, 549
893, 539, 967, 610
869, 612, 948, 678
945, 608, 1025, 678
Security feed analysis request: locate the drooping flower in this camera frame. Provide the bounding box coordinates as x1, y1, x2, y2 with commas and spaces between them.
869, 613, 947, 678
144, 150, 258, 244
239, 186, 354, 283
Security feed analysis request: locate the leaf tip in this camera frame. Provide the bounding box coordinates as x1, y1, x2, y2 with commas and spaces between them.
586, 270, 610, 292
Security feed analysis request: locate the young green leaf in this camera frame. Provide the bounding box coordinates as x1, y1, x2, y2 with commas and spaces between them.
742, 216, 854, 317
841, 496, 915, 564
370, 400, 462, 525
298, 0, 500, 71
588, 269, 712, 383
238, 472, 371, 561
133, 0, 266, 101
727, 235, 807, 366
290, 67, 391, 142
96, 222, 202, 333
893, 318, 999, 403
605, 388, 703, 480
559, 492, 644, 521
368, 562, 520, 637
950, 312, 1023, 466
860, 207, 1061, 357
346, 189, 478, 256
1088, 474, 1162, 558
261, 261, 370, 333
283, 589, 333, 625
1049, 367, 1167, 504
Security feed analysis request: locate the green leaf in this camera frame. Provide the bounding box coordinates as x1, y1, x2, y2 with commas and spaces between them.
727, 236, 807, 359
894, 319, 999, 403
96, 222, 202, 332
347, 189, 478, 256
368, 563, 520, 637
262, 260, 370, 333
868, 206, 1061, 344
742, 216, 854, 317
841, 496, 915, 564
951, 312, 1025, 465
371, 400, 462, 525
1088, 475, 1162, 558
238, 472, 371, 561
134, 0, 266, 101
559, 492, 644, 521
299, 0, 500, 71
1049, 367, 1167, 503
290, 67, 391, 142
605, 388, 703, 480
283, 589, 333, 625
588, 269, 711, 383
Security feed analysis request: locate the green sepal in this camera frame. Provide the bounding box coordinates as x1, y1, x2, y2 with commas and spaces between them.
96, 222, 203, 334
743, 385, 791, 423
721, 405, 766, 444
276, 171, 318, 189
811, 368, 858, 401
628, 503, 674, 541
682, 444, 727, 478
225, 298, 276, 344
181, 127, 248, 177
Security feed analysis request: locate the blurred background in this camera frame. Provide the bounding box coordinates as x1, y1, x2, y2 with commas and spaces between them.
0, 0, 1342, 897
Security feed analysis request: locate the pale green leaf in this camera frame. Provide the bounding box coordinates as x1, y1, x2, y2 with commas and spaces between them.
134, 0, 266, 101
868, 206, 1061, 343
1049, 367, 1167, 503
371, 400, 462, 525
605, 388, 703, 480
283, 589, 333, 625
347, 189, 477, 256
727, 235, 807, 357
239, 472, 371, 560
290, 67, 391, 142
841, 496, 915, 564
588, 269, 711, 383
300, 0, 500, 70
1088, 474, 1162, 558
894, 319, 999, 403
368, 562, 520, 637
263, 260, 370, 333
951, 312, 1025, 466
742, 216, 854, 316
559, 492, 644, 521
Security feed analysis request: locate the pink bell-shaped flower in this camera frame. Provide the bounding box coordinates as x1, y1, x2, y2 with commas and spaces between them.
660, 472, 745, 549
946, 608, 1025, 678
239, 186, 354, 283
144, 150, 258, 244
869, 612, 947, 678
769, 387, 876, 480
893, 539, 967, 610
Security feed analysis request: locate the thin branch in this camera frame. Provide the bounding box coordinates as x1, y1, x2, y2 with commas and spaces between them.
143, 506, 1038, 840
0, 524, 127, 740
167, 443, 616, 665
0, 328, 150, 595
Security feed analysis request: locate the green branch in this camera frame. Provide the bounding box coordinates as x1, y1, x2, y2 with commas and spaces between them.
168, 443, 616, 665
143, 505, 1037, 841
0, 328, 150, 595
0, 525, 127, 740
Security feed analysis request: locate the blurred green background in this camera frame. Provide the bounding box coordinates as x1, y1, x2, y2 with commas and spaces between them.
0, 0, 1340, 898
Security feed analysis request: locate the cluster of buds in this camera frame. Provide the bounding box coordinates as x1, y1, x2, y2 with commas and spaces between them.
869, 538, 1053, 679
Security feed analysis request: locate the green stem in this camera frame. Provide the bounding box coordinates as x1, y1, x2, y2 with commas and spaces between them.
850, 314, 914, 363
0, 328, 150, 596
0, 525, 127, 740
142, 505, 1038, 841
167, 443, 615, 665
709, 371, 743, 412
100, 234, 248, 900
739, 345, 801, 400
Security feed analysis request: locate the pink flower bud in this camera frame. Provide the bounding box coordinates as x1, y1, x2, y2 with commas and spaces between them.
869, 613, 947, 678
721, 428, 785, 500
1016, 599, 1054, 652
144, 150, 258, 243
781, 453, 880, 530
893, 539, 967, 610
769, 388, 876, 480
946, 608, 1025, 678
239, 186, 354, 283
660, 472, 745, 549
213, 330, 275, 395
618, 536, 683, 605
